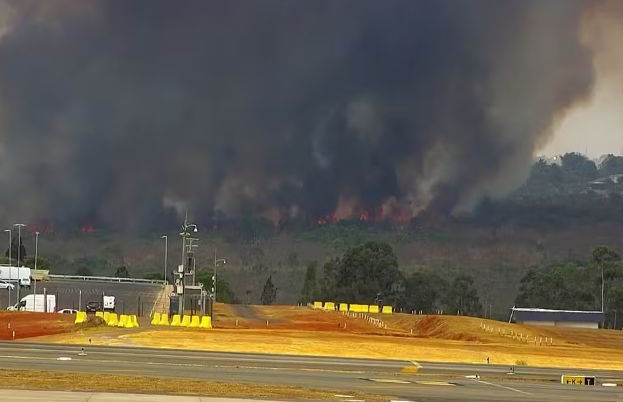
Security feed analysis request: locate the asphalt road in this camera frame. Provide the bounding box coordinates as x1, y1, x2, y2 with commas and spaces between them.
0, 280, 163, 316
1, 342, 622, 401
4, 390, 274, 402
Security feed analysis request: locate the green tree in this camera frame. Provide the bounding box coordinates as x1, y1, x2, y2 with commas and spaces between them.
560, 152, 598, 181
196, 271, 238, 303
515, 262, 596, 310
70, 256, 110, 276
591, 246, 622, 312
23, 256, 51, 270
402, 271, 447, 313
599, 155, 623, 177
5, 237, 26, 265
114, 266, 129, 278
75, 266, 93, 276
442, 274, 481, 316
319, 241, 402, 304
143, 272, 165, 280
261, 275, 277, 305
298, 261, 318, 305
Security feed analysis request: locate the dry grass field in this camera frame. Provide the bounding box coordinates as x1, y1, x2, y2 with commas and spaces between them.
0, 369, 384, 401
28, 304, 623, 370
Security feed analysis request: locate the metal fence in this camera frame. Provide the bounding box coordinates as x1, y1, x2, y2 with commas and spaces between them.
49, 274, 166, 285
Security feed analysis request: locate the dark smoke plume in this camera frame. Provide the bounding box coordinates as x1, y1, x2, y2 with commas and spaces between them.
0, 0, 599, 230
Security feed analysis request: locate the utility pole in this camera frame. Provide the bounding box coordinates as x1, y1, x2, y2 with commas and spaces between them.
4, 229, 11, 306
213, 246, 226, 303
34, 231, 39, 299
161, 235, 168, 283
14, 223, 25, 302
178, 210, 197, 315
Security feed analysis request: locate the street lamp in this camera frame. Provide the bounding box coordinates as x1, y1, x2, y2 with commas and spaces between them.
33, 231, 39, 298
213, 247, 226, 302
13, 224, 25, 267
160, 235, 168, 283
34, 231, 39, 271
4, 229, 11, 305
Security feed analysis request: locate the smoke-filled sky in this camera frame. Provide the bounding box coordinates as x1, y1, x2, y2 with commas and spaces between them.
0, 0, 618, 230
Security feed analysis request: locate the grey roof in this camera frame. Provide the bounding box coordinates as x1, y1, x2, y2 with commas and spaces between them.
512, 307, 604, 323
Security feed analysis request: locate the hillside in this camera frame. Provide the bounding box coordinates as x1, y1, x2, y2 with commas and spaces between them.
28, 215, 623, 315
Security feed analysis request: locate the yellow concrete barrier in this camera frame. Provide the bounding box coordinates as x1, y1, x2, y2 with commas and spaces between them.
103, 312, 110, 323
95, 311, 104, 319
107, 313, 118, 326
350, 304, 369, 313
199, 316, 212, 329
181, 315, 191, 327
74, 311, 87, 324
151, 312, 161, 326
133, 315, 140, 328
324, 302, 335, 310
170, 314, 181, 326
189, 316, 200, 328
369, 305, 379, 313
117, 315, 128, 328
159, 314, 170, 326
313, 301, 323, 308
124, 315, 135, 328
339, 303, 348, 312
382, 306, 393, 314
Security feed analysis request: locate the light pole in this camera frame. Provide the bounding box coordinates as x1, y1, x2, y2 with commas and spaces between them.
4, 229, 11, 306
179, 211, 197, 314
34, 231, 39, 271
160, 235, 168, 283
13, 224, 25, 267
33, 231, 39, 298
14, 224, 25, 303
213, 247, 226, 302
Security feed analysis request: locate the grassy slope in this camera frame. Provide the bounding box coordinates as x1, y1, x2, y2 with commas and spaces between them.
33, 305, 623, 370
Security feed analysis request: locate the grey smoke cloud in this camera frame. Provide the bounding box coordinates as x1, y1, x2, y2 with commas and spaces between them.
0, 0, 600, 229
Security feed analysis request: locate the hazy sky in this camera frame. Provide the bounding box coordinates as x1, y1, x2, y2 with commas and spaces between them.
540, 86, 623, 158
539, 0, 623, 159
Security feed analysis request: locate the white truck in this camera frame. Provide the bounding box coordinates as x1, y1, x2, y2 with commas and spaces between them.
8, 294, 56, 312
0, 266, 31, 288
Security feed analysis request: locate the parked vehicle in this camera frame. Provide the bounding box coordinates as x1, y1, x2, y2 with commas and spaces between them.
57, 309, 78, 315
86, 301, 101, 313
0, 280, 15, 291
0, 266, 31, 288
8, 294, 56, 312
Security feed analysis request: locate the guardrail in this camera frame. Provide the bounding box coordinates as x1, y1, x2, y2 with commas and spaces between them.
49, 274, 166, 285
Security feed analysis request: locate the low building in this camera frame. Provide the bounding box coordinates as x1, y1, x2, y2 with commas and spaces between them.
510, 307, 604, 329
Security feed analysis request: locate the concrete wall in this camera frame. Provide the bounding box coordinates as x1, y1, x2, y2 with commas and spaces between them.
519, 320, 599, 329
554, 321, 599, 329
521, 320, 556, 326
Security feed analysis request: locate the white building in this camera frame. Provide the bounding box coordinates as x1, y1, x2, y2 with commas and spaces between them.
510, 307, 604, 329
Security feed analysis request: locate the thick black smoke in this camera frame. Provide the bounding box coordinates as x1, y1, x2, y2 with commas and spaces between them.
0, 0, 596, 230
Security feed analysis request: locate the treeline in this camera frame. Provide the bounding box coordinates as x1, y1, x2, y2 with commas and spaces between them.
299, 241, 482, 316
516, 246, 623, 329
301, 241, 623, 328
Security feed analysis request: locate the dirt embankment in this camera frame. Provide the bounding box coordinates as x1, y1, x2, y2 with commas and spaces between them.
0, 311, 75, 340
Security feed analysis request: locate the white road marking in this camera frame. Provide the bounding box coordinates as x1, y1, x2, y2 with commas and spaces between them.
602, 383, 618, 387
473, 379, 532, 395
56, 357, 72, 361
409, 360, 422, 368
334, 395, 355, 398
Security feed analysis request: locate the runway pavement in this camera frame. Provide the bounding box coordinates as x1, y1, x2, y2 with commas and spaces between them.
1, 342, 622, 401
0, 279, 163, 316
4, 390, 278, 402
